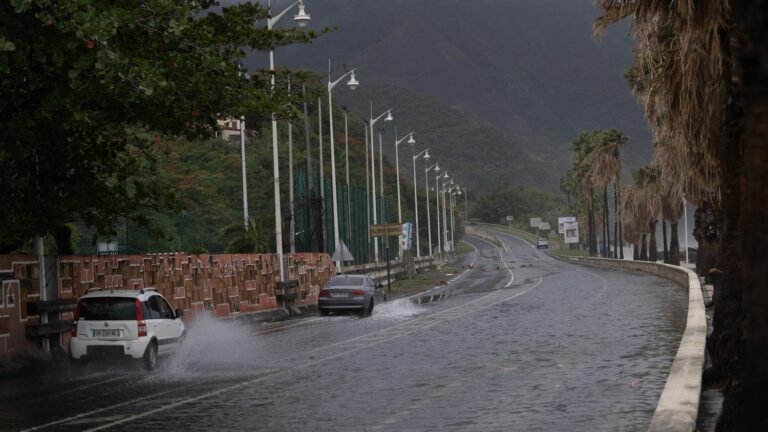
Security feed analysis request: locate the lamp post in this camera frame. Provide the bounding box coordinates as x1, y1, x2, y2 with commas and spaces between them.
287, 77, 296, 254
436, 171, 448, 255
442, 177, 454, 251
364, 122, 371, 260
425, 162, 440, 256
239, 116, 249, 228
343, 110, 352, 255
451, 186, 462, 251
683, 193, 689, 264
369, 106, 393, 262
412, 147, 430, 258
327, 61, 360, 271
267, 0, 311, 280
393, 129, 416, 224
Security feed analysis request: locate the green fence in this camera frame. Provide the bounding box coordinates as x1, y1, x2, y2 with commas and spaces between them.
295, 167, 396, 265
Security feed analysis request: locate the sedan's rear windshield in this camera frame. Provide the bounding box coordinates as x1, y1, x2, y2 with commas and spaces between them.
325, 277, 364, 287
78, 297, 137, 320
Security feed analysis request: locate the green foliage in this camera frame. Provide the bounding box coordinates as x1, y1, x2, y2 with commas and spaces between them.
0, 0, 317, 249
472, 179, 566, 229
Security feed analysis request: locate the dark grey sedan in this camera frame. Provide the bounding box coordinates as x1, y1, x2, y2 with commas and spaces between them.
317, 275, 387, 317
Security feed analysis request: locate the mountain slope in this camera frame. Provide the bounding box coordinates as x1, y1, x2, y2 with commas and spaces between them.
246, 0, 650, 190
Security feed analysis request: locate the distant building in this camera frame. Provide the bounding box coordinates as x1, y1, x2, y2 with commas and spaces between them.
216, 118, 243, 143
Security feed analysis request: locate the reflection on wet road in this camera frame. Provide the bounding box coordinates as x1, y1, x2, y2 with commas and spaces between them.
0, 232, 686, 431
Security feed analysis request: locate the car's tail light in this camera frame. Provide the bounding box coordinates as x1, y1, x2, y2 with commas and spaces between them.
351, 289, 365, 297
135, 299, 147, 337
319, 289, 330, 298
71, 301, 81, 337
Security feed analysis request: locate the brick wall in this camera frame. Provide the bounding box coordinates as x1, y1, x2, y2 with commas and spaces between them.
0, 252, 335, 356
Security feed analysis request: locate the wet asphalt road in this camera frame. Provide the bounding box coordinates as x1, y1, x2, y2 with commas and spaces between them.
0, 231, 686, 431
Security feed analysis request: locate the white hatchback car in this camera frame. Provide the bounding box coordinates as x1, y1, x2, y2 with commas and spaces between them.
69, 289, 185, 370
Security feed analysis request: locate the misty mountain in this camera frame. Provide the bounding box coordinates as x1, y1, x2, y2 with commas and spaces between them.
245, 0, 650, 191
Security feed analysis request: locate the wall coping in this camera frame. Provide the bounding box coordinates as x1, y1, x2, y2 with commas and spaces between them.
568, 257, 706, 432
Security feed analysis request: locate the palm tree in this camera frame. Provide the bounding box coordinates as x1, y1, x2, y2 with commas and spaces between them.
222, 215, 274, 254
585, 129, 626, 258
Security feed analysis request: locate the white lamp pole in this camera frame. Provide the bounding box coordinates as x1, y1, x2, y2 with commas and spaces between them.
344, 111, 352, 252
327, 61, 360, 271
412, 147, 430, 258
239, 116, 249, 228
287, 77, 296, 254
436, 171, 448, 255
267, 0, 311, 280
364, 123, 371, 260
369, 106, 393, 262
683, 193, 689, 264
425, 162, 440, 256
442, 178, 454, 251
394, 129, 416, 224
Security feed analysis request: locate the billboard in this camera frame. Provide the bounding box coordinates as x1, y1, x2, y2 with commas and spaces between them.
564, 221, 580, 244
529, 217, 542, 228
558, 216, 577, 234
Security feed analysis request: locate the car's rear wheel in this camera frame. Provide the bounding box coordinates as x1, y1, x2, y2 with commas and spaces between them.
143, 340, 158, 371
359, 300, 373, 318
318, 307, 329, 317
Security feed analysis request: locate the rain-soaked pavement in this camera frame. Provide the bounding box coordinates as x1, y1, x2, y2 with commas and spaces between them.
0, 231, 687, 431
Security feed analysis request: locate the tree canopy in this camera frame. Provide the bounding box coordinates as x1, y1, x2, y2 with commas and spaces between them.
0, 0, 317, 251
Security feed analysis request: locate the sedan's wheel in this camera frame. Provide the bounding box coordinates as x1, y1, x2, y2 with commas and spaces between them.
143, 341, 158, 371
359, 301, 373, 318
319, 307, 329, 317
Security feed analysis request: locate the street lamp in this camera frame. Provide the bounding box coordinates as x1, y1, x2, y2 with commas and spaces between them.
413, 147, 430, 258
436, 171, 449, 255
267, 0, 312, 280
369, 105, 393, 262
425, 162, 440, 256
393, 129, 416, 224
327, 61, 360, 271
442, 177, 454, 251
451, 186, 462, 251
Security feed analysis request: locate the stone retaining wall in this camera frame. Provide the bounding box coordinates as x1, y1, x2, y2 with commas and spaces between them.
568, 257, 706, 432
0, 252, 334, 355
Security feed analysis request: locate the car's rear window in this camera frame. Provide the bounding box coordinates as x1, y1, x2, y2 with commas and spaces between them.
78, 297, 137, 320
325, 277, 364, 287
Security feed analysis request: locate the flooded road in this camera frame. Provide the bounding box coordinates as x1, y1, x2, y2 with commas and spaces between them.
0, 232, 686, 431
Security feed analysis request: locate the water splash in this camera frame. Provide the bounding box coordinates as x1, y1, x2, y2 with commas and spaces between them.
162, 313, 262, 377
372, 298, 425, 320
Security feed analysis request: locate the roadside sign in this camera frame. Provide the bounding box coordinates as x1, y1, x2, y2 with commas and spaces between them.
331, 241, 354, 262
506, 216, 514, 221
529, 217, 542, 228
558, 216, 576, 234
370, 223, 402, 238
401, 222, 413, 250
564, 221, 580, 244
538, 222, 551, 230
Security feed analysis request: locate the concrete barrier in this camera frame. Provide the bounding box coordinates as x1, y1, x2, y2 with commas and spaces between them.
568, 257, 706, 432
344, 256, 440, 286
465, 226, 502, 246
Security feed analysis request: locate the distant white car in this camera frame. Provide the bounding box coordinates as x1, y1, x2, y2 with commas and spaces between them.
536, 238, 549, 249
69, 289, 185, 370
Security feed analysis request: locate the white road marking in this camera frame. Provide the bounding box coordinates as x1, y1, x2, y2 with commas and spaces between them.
252, 316, 324, 335
469, 235, 516, 287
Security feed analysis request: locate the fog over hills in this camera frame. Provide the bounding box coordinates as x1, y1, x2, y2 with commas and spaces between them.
245, 0, 651, 191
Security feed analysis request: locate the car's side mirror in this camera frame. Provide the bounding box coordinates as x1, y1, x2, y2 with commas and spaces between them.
376, 283, 384, 290
175, 308, 184, 319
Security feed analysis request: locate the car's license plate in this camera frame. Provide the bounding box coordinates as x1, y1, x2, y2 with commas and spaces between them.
93, 329, 122, 337
330, 292, 348, 298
